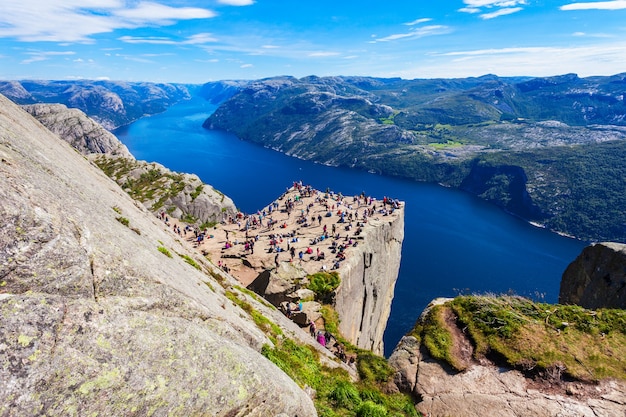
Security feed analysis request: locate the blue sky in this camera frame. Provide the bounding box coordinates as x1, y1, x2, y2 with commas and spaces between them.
1, 0, 625, 83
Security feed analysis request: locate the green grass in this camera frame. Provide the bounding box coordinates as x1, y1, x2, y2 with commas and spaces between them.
190, 185, 203, 201
178, 253, 201, 271
157, 246, 172, 258
225, 290, 282, 339
116, 216, 130, 227
223, 296, 419, 416
414, 295, 626, 381
428, 140, 464, 149
262, 338, 418, 417
200, 220, 218, 230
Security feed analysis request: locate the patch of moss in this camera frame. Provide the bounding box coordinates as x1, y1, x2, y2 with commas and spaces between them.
414, 295, 626, 381
157, 246, 172, 258
116, 216, 130, 227
178, 253, 201, 270
225, 290, 282, 339
190, 185, 203, 201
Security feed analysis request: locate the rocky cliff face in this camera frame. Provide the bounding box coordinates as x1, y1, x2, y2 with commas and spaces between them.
91, 155, 238, 227
334, 213, 404, 355
559, 242, 626, 309
0, 80, 191, 130
22, 103, 133, 157
0, 93, 318, 416
23, 101, 237, 228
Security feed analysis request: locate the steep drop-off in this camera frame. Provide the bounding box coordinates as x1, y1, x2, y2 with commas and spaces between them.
560, 242, 626, 309
334, 213, 404, 355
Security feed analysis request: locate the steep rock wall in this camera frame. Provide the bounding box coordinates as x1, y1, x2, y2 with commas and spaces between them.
559, 242, 626, 309
23, 102, 237, 227
334, 211, 404, 355
22, 103, 133, 157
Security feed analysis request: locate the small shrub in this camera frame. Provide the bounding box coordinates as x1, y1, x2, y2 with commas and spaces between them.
178, 253, 201, 270
116, 216, 130, 227
190, 185, 203, 201
357, 351, 394, 384
307, 272, 340, 301
157, 246, 172, 258
200, 220, 218, 230
112, 206, 122, 214
181, 213, 196, 223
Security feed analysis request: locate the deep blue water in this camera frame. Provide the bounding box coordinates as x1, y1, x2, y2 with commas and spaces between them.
115, 96, 588, 356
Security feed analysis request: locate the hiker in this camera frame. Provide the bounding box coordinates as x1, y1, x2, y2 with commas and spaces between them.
316, 330, 326, 347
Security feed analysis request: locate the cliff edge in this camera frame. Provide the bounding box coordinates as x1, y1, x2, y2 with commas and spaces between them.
388, 296, 626, 417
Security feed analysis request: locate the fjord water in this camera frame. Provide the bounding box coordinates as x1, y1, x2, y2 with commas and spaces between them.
115, 96, 587, 356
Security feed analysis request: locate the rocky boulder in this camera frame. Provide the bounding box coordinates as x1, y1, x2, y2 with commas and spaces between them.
390, 337, 626, 417
388, 297, 626, 417
23, 103, 133, 157
559, 242, 626, 309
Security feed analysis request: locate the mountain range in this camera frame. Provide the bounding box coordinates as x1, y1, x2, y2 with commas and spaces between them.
203, 73, 626, 242
2, 74, 625, 242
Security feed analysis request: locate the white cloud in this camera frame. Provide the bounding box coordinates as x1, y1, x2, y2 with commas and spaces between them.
118, 36, 177, 45
561, 1, 626, 10
118, 33, 218, 45
480, 7, 523, 19
404, 18, 432, 26
407, 41, 626, 79
21, 50, 76, 64
185, 33, 218, 44
373, 25, 451, 43
459, 7, 481, 13
463, 0, 526, 6
240, 63, 253, 68
308, 52, 341, 57
572, 31, 614, 38
459, 0, 527, 18
115, 2, 215, 22
0, 1, 216, 42
218, 0, 255, 5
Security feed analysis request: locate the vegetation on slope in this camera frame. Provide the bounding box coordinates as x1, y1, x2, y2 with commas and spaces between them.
262, 339, 418, 417
413, 295, 626, 382
216, 273, 417, 416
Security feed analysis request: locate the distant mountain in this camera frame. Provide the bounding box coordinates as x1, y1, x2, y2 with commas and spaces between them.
0, 80, 193, 130
204, 74, 626, 242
